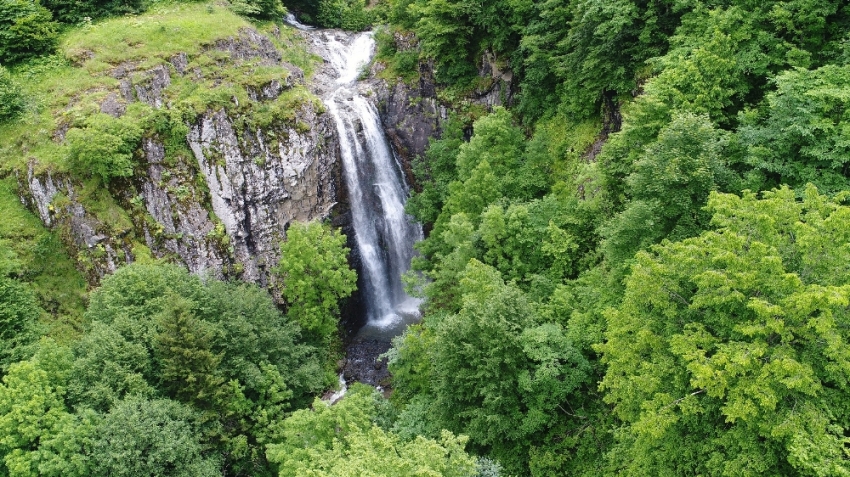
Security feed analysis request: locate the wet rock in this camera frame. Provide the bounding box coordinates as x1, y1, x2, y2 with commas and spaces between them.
342, 338, 392, 387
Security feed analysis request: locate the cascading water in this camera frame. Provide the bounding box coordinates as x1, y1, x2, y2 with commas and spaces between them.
319, 31, 424, 336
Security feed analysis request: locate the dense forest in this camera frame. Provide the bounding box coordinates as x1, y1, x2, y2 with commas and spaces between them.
1, 0, 850, 475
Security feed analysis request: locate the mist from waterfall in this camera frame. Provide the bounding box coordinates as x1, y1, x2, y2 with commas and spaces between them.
321, 31, 423, 333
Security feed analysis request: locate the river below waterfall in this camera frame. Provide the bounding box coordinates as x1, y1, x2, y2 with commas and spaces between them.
288, 19, 424, 388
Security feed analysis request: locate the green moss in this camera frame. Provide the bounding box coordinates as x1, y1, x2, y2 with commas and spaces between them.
0, 178, 86, 331
78, 180, 134, 234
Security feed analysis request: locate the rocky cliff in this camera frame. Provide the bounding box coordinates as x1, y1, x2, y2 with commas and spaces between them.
12, 17, 515, 300
370, 30, 515, 169
17, 25, 343, 289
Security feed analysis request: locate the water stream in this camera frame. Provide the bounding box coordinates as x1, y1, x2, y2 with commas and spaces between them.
312, 29, 423, 339
283, 20, 424, 393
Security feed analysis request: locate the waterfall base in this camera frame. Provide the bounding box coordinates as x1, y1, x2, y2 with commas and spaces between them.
341, 338, 392, 389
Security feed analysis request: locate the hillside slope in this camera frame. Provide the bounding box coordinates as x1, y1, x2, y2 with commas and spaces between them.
1, 3, 340, 294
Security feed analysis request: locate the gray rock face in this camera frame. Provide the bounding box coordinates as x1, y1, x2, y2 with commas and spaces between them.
19, 27, 344, 287
373, 76, 444, 180
133, 64, 171, 108
20, 163, 123, 280
214, 28, 282, 65
370, 36, 514, 170
188, 104, 339, 285
139, 139, 227, 278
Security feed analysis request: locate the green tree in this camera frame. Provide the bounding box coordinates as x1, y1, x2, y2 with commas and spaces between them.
0, 340, 94, 477
203, 280, 323, 408
0, 0, 58, 64
739, 64, 850, 193
230, 0, 286, 20
599, 186, 850, 476
266, 384, 477, 477
0, 277, 41, 373
430, 260, 589, 473
85, 262, 208, 330
273, 221, 356, 341
316, 0, 373, 30
601, 112, 733, 265
90, 397, 220, 477
409, 0, 479, 83
66, 322, 155, 412
154, 294, 225, 409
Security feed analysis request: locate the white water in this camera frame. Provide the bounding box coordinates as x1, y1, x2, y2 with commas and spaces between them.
320, 32, 423, 333
283, 13, 315, 31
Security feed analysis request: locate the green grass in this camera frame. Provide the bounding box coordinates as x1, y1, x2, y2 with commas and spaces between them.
0, 2, 320, 174
64, 3, 248, 69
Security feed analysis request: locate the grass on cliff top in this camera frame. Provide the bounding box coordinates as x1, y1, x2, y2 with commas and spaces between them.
0, 2, 319, 174
0, 1, 320, 327
64, 2, 247, 70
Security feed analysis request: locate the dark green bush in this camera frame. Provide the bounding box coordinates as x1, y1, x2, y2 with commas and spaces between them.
40, 0, 144, 24
0, 0, 59, 64
229, 0, 286, 20
66, 113, 143, 182
316, 0, 373, 31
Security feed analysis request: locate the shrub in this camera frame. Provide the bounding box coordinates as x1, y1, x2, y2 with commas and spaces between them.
0, 0, 59, 64
40, 0, 144, 24
229, 0, 286, 20
66, 113, 142, 182
0, 66, 24, 122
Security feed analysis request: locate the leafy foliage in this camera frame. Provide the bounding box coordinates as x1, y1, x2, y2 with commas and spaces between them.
90, 397, 220, 477
66, 113, 143, 183
154, 295, 225, 409
599, 186, 850, 475
0, 277, 41, 373
316, 0, 373, 31
430, 261, 589, 472
740, 64, 850, 193
266, 384, 478, 477
229, 0, 286, 20
41, 0, 144, 23
274, 221, 357, 342
0, 340, 94, 477
83, 262, 324, 474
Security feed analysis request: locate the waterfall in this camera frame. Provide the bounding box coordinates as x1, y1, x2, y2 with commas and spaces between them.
320, 32, 423, 332
283, 13, 315, 31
